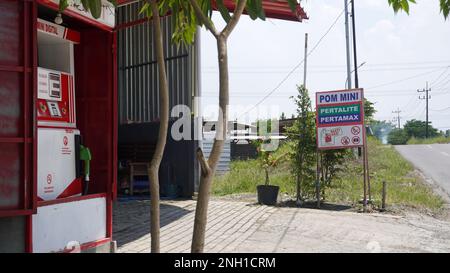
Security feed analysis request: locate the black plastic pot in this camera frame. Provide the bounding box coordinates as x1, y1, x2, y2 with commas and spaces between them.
257, 185, 279, 206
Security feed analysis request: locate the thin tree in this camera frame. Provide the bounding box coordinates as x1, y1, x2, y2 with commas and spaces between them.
138, 0, 198, 253
185, 0, 298, 253
60, 0, 197, 253
140, 0, 169, 253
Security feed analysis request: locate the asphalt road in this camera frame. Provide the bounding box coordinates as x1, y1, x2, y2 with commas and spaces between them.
395, 144, 450, 198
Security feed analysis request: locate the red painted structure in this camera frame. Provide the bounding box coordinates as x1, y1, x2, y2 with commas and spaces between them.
116, 0, 308, 28
1, 0, 306, 253
0, 0, 117, 252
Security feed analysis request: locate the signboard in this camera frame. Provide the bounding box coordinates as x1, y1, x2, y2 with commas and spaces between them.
37, 19, 81, 44
316, 89, 365, 150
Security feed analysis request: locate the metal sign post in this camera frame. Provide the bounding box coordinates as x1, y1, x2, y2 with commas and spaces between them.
316, 88, 368, 211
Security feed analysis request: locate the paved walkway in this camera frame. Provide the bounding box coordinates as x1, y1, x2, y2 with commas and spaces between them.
114, 199, 276, 253
113, 199, 450, 253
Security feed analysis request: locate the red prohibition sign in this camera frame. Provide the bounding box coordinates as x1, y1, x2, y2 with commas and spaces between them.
352, 136, 361, 144
351, 126, 361, 135
63, 136, 68, 146
341, 136, 351, 146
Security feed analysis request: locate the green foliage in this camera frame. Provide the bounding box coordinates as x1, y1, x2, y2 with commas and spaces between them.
388, 0, 450, 19
259, 151, 287, 186
213, 143, 296, 196
59, 0, 302, 45
59, 0, 117, 17
364, 99, 376, 123
407, 136, 450, 145
286, 85, 317, 199
332, 137, 444, 210
319, 149, 351, 200
388, 128, 409, 145
213, 138, 444, 211
403, 119, 440, 139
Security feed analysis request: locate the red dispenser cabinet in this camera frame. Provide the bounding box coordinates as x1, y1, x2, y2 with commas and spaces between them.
31, 9, 115, 252
0, 0, 116, 253
36, 19, 81, 202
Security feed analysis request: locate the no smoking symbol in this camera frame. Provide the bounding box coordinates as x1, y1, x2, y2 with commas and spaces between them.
351, 126, 361, 135
341, 136, 350, 146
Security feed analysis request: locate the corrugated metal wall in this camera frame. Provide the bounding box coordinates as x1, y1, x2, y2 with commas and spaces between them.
202, 134, 231, 174
117, 1, 199, 124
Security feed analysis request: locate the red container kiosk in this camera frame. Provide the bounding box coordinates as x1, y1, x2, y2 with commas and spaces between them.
0, 0, 117, 253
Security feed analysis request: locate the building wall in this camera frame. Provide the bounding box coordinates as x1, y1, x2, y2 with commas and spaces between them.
202, 134, 231, 174
117, 1, 200, 124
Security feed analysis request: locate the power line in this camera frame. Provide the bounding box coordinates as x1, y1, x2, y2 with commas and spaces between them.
430, 106, 450, 112
202, 65, 450, 74
365, 67, 447, 90
202, 60, 450, 70
429, 66, 450, 87
236, 3, 348, 119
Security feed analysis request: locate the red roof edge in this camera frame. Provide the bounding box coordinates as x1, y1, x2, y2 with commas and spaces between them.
221, 0, 308, 22
118, 0, 308, 22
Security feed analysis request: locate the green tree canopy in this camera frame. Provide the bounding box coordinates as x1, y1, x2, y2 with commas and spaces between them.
403, 119, 440, 139
387, 128, 409, 145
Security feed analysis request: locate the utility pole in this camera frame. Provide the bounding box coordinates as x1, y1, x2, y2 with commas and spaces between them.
418, 82, 431, 138
351, 0, 359, 89
344, 0, 352, 89
392, 108, 402, 129
351, 0, 370, 210
303, 33, 308, 88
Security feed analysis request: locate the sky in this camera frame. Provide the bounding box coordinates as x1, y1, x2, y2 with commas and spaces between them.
199, 0, 450, 131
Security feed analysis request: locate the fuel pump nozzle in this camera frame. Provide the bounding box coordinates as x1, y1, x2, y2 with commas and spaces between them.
80, 145, 91, 195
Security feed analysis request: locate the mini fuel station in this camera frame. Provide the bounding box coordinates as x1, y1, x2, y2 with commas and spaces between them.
1, 0, 117, 253
0, 0, 307, 253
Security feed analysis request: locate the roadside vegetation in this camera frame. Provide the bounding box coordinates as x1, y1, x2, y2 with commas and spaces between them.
386, 119, 450, 145
213, 86, 444, 212
213, 137, 444, 211
406, 136, 450, 145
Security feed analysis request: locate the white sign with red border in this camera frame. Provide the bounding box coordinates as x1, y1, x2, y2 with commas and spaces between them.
316, 89, 365, 150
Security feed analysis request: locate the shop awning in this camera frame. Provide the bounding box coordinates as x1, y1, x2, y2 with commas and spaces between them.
117, 0, 308, 22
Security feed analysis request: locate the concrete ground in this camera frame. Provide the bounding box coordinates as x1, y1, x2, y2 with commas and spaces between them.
113, 199, 450, 253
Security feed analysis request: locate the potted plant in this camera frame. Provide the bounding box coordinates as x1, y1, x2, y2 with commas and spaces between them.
257, 150, 283, 206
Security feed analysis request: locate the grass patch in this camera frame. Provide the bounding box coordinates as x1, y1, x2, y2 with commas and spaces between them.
212, 138, 445, 211
328, 138, 444, 210
212, 144, 296, 196
407, 136, 450, 145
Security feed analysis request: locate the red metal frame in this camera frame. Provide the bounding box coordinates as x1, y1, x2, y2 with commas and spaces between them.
0, 0, 36, 220
62, 238, 112, 253
36, 0, 114, 32
37, 193, 107, 207
0, 0, 116, 253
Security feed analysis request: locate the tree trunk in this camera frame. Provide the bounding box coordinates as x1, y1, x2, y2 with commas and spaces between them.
191, 36, 229, 253
147, 0, 169, 253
